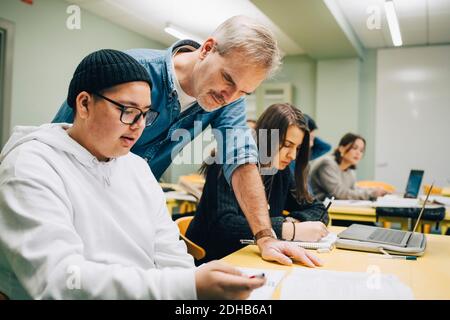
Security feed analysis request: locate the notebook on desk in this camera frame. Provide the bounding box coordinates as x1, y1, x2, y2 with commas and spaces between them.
287, 232, 337, 250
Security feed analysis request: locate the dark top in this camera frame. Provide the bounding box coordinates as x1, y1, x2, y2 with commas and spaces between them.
186, 164, 328, 263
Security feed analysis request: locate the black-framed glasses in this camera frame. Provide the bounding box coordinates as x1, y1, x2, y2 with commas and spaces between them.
93, 92, 159, 127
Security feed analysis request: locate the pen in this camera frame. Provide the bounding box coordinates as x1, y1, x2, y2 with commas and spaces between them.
369, 254, 417, 261
248, 273, 265, 279
325, 197, 335, 211
319, 196, 334, 222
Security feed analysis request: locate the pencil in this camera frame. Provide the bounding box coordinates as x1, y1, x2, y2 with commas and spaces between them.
319, 196, 334, 222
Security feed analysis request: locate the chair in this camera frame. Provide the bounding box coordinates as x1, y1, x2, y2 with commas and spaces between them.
175, 216, 206, 260
423, 184, 442, 195
356, 180, 396, 193
442, 187, 450, 197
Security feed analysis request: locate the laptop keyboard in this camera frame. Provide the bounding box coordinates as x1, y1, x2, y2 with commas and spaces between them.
368, 229, 407, 245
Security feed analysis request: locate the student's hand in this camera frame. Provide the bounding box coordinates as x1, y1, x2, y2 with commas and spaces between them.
195, 261, 265, 300
293, 221, 329, 242
257, 237, 323, 267
372, 187, 389, 198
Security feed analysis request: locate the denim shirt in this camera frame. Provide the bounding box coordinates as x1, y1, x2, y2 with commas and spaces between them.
52, 40, 258, 183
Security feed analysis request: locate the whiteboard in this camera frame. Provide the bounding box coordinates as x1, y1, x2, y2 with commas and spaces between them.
375, 45, 450, 192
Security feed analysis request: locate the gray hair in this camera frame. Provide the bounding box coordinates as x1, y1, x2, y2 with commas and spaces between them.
211, 15, 282, 77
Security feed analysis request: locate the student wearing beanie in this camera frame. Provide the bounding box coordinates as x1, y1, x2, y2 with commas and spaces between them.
0, 49, 264, 300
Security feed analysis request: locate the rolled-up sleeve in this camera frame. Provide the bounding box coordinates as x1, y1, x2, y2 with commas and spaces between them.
210, 98, 258, 185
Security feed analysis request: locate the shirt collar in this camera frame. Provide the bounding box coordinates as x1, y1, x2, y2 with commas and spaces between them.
165, 40, 201, 97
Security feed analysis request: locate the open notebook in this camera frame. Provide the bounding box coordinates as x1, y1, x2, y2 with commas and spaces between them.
286, 232, 338, 250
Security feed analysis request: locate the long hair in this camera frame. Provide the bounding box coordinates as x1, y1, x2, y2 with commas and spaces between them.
256, 103, 312, 202
333, 133, 366, 170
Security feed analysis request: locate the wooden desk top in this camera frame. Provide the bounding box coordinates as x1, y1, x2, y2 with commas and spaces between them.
221, 227, 450, 299
328, 205, 376, 215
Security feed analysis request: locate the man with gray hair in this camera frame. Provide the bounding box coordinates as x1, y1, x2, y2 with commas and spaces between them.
53, 15, 321, 267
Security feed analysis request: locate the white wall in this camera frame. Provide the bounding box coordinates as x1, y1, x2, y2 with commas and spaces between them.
315, 58, 360, 149
0, 0, 164, 135
375, 45, 450, 191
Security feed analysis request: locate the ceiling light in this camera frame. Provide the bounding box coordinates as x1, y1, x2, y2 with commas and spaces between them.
384, 0, 403, 46
164, 23, 203, 43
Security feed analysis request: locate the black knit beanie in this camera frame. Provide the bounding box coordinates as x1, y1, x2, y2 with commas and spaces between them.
67, 49, 152, 109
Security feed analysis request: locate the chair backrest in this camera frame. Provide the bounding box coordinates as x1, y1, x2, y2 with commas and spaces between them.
356, 180, 396, 193
175, 216, 206, 260
423, 184, 442, 195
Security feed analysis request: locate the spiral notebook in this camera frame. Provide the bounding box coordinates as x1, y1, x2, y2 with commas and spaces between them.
287, 232, 338, 250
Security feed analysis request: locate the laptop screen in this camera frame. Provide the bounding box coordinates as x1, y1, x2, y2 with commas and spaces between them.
404, 170, 424, 198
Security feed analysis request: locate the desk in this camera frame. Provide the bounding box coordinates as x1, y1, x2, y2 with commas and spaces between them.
328, 206, 376, 223
441, 210, 450, 235
222, 226, 450, 299
160, 183, 198, 215
328, 205, 450, 235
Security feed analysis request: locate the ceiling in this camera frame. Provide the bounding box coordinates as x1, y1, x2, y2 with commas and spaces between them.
64, 0, 305, 55
64, 0, 450, 59
336, 0, 450, 48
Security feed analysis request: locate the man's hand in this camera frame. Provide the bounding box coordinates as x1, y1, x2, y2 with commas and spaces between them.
257, 237, 323, 267
195, 261, 266, 300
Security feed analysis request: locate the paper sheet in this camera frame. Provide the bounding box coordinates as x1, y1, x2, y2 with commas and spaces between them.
238, 267, 287, 300
280, 268, 414, 300
164, 191, 197, 202
374, 195, 420, 207
330, 200, 374, 207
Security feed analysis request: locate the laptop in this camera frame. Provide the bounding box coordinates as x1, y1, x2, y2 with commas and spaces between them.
404, 169, 424, 198
374, 169, 424, 207
338, 183, 433, 248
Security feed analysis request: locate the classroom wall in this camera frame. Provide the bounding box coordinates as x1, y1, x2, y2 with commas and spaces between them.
265, 54, 317, 116
315, 58, 360, 151
0, 0, 164, 132
313, 54, 378, 181
375, 45, 450, 190
357, 49, 377, 180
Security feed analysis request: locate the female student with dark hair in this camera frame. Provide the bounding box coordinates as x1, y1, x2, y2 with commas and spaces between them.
186, 103, 329, 264
310, 133, 388, 201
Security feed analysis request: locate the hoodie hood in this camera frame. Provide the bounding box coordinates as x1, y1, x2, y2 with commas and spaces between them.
0, 123, 116, 186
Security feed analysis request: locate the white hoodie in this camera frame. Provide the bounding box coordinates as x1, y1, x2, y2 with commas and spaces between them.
0, 123, 196, 299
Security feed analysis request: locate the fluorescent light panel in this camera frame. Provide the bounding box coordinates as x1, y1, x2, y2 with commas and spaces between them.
164, 24, 203, 43
384, 0, 403, 46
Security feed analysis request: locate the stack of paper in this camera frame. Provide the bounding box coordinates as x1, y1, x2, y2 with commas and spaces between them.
422, 195, 450, 206
330, 200, 374, 207
238, 267, 286, 300
280, 268, 413, 300
374, 195, 420, 207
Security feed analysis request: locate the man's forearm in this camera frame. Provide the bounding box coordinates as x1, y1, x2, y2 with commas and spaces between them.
231, 163, 271, 234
